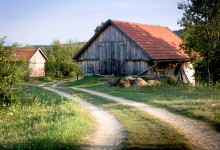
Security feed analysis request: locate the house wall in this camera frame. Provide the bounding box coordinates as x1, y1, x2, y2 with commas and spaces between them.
29, 50, 46, 77
78, 25, 150, 75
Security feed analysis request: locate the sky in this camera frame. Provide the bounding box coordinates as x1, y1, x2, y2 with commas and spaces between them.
0, 0, 185, 45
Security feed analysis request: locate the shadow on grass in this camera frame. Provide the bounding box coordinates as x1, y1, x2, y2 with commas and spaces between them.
1, 138, 80, 150
1, 140, 189, 150
122, 143, 190, 149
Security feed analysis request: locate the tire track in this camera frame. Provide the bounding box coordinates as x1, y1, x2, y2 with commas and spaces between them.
39, 83, 124, 149
72, 87, 220, 150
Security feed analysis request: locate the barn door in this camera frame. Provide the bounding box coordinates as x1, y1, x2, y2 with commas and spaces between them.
99, 41, 125, 75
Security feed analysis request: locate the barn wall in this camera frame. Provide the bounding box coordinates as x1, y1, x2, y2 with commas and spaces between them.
78, 25, 150, 75
147, 62, 195, 84
182, 62, 195, 84
82, 60, 99, 75
148, 62, 177, 77
29, 50, 46, 77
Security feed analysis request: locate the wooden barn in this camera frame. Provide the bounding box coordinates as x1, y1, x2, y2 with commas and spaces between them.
14, 48, 48, 77
73, 19, 194, 83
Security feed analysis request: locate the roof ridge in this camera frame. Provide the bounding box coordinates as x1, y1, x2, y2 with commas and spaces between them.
111, 19, 167, 28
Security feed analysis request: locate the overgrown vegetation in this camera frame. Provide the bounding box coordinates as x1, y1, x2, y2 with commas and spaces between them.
0, 37, 29, 105
65, 76, 220, 131
45, 40, 83, 78
59, 88, 192, 149
94, 21, 105, 34
178, 0, 220, 87
0, 85, 94, 149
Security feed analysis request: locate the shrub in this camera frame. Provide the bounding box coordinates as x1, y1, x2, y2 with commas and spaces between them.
0, 37, 29, 105
166, 76, 179, 86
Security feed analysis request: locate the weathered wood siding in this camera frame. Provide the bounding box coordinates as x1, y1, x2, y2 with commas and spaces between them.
182, 62, 195, 84
29, 50, 46, 77
78, 25, 150, 75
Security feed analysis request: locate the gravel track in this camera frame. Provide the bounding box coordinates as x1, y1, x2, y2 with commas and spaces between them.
39, 83, 124, 150
72, 87, 220, 150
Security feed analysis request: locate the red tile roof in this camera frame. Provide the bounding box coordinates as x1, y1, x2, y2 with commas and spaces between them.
13, 48, 48, 61
13, 48, 38, 61
112, 20, 189, 60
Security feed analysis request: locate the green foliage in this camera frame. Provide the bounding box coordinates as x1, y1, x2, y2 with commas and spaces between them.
166, 76, 179, 86
0, 85, 94, 149
215, 81, 220, 89
94, 21, 105, 34
46, 40, 82, 78
0, 37, 29, 104
178, 0, 220, 87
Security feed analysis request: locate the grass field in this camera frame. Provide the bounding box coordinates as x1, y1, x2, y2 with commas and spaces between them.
59, 87, 192, 149
0, 85, 94, 150
64, 76, 220, 131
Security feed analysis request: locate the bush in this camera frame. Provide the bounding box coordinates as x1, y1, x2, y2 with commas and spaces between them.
0, 37, 29, 105
166, 76, 179, 86
215, 81, 220, 89
45, 40, 82, 78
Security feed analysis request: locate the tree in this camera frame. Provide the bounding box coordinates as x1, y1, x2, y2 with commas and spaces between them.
0, 37, 29, 104
65, 40, 82, 78
46, 40, 65, 76
46, 40, 82, 77
178, 0, 220, 87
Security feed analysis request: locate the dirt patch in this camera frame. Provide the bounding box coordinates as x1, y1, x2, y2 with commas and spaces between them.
107, 76, 160, 87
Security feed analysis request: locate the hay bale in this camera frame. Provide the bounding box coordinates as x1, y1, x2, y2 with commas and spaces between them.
107, 78, 121, 87
147, 80, 161, 85
107, 76, 135, 88
107, 77, 159, 88
119, 77, 132, 88
124, 76, 135, 81
132, 78, 148, 86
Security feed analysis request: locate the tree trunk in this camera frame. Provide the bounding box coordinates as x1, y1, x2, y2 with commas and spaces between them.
207, 53, 211, 88
207, 64, 211, 88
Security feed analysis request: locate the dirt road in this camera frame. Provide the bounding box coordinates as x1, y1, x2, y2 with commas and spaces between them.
72, 87, 220, 150
40, 83, 124, 150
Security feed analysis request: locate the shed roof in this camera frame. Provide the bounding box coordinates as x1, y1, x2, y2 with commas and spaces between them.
73, 19, 190, 61
14, 48, 48, 61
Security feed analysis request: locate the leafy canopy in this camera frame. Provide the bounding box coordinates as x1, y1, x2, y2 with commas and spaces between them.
178, 0, 220, 86
0, 37, 29, 104
46, 40, 83, 77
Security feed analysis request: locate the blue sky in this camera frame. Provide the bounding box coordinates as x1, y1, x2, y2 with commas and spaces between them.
0, 0, 184, 45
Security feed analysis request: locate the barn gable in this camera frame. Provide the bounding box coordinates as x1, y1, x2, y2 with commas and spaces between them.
74, 20, 153, 75
73, 19, 194, 83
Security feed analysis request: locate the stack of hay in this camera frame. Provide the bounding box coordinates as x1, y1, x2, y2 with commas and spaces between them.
107, 76, 160, 88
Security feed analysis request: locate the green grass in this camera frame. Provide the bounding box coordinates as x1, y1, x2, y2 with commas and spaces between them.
59, 87, 192, 149
0, 85, 94, 150
28, 76, 76, 84
65, 76, 220, 131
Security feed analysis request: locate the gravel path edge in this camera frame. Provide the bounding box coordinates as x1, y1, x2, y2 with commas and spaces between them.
40, 85, 125, 150
72, 87, 220, 150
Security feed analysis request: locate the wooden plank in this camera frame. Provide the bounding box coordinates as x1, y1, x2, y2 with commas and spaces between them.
79, 25, 151, 75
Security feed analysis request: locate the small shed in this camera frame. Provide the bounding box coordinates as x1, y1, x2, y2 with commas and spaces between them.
14, 48, 48, 77
73, 19, 194, 84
